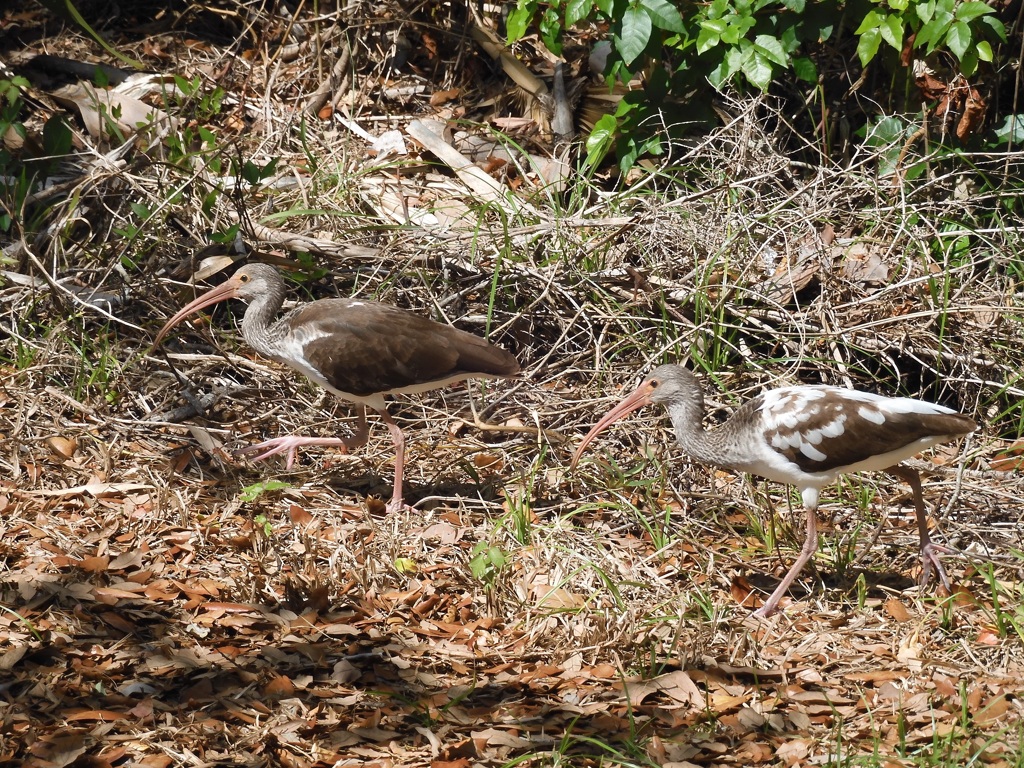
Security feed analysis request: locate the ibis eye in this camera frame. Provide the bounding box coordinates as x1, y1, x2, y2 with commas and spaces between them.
239, 275, 249, 283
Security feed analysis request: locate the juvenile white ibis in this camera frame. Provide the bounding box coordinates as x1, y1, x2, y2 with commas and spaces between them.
571, 365, 977, 617
154, 263, 520, 512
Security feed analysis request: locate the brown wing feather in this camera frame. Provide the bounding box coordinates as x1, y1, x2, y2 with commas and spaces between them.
763, 391, 976, 474
297, 300, 519, 397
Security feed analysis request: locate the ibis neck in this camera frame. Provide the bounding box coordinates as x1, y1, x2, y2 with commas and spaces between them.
239, 285, 288, 358
666, 393, 749, 470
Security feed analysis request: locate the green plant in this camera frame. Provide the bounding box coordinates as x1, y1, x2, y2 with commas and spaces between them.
253, 513, 274, 537
0, 604, 43, 641
506, 0, 1008, 171
980, 560, 1024, 643
469, 540, 509, 585
239, 479, 291, 502
855, 0, 1004, 75
64, 325, 124, 405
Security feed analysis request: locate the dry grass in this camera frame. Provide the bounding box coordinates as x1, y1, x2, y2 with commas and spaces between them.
2, 2, 1024, 766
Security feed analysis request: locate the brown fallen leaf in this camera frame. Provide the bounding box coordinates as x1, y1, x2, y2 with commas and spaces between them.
263, 674, 295, 697
975, 694, 1012, 723
51, 81, 178, 140
884, 597, 911, 622
28, 730, 89, 768
776, 737, 811, 765
430, 87, 461, 106
730, 575, 760, 609
75, 555, 110, 573
45, 435, 77, 460
288, 504, 315, 527
976, 627, 1001, 646
991, 440, 1024, 471
622, 669, 704, 707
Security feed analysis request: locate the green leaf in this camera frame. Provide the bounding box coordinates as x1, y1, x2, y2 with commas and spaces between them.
993, 114, 1024, 144
741, 49, 772, 91
780, 22, 799, 51
753, 34, 787, 66
793, 56, 818, 83
880, 14, 903, 51
857, 27, 882, 66
933, 7, 955, 28
888, 0, 909, 10
640, 0, 684, 32
979, 15, 1007, 42
779, 0, 805, 11
707, 0, 730, 18
945, 19, 970, 60
708, 45, 741, 89
595, 0, 616, 15
707, 56, 730, 89
976, 40, 993, 62
865, 115, 906, 146
864, 116, 910, 177
539, 6, 564, 54
239, 479, 291, 502
917, 17, 946, 50
700, 17, 729, 34
955, 1, 994, 21
960, 47, 978, 76
720, 21, 741, 45
855, 9, 882, 35
505, 3, 535, 42
253, 514, 273, 537
42, 116, 72, 157
585, 114, 617, 166
565, 0, 594, 27
916, 0, 935, 23
394, 557, 418, 575
616, 5, 653, 65
696, 25, 722, 54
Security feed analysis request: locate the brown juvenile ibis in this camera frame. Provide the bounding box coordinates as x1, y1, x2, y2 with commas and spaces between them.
154, 263, 521, 512
571, 364, 976, 617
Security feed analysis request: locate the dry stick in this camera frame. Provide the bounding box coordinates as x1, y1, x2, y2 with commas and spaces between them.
304, 32, 353, 117
465, 378, 568, 445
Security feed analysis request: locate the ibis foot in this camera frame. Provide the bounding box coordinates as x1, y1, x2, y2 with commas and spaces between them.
235, 406, 371, 469
920, 540, 955, 591
235, 434, 363, 470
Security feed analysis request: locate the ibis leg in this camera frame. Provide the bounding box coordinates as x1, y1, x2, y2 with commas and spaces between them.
374, 406, 407, 514
235, 405, 369, 469
754, 506, 820, 618
886, 465, 954, 591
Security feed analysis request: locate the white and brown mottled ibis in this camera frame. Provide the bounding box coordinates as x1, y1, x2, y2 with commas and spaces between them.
154, 263, 520, 512
571, 364, 976, 617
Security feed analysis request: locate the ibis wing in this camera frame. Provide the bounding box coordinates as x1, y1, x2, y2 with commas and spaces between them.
299, 301, 518, 397
759, 388, 976, 474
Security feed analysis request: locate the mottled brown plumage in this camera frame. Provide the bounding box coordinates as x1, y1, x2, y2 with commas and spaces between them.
155, 263, 520, 511
572, 365, 977, 617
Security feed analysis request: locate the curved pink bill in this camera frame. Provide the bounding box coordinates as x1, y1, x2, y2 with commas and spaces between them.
152, 277, 243, 348
569, 379, 658, 469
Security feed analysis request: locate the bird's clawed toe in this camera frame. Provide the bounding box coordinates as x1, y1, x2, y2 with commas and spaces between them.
919, 541, 955, 591
234, 435, 361, 469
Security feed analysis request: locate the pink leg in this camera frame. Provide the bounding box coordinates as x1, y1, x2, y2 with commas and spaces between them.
754, 505, 819, 618
235, 406, 369, 469
886, 465, 954, 591
374, 407, 407, 514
